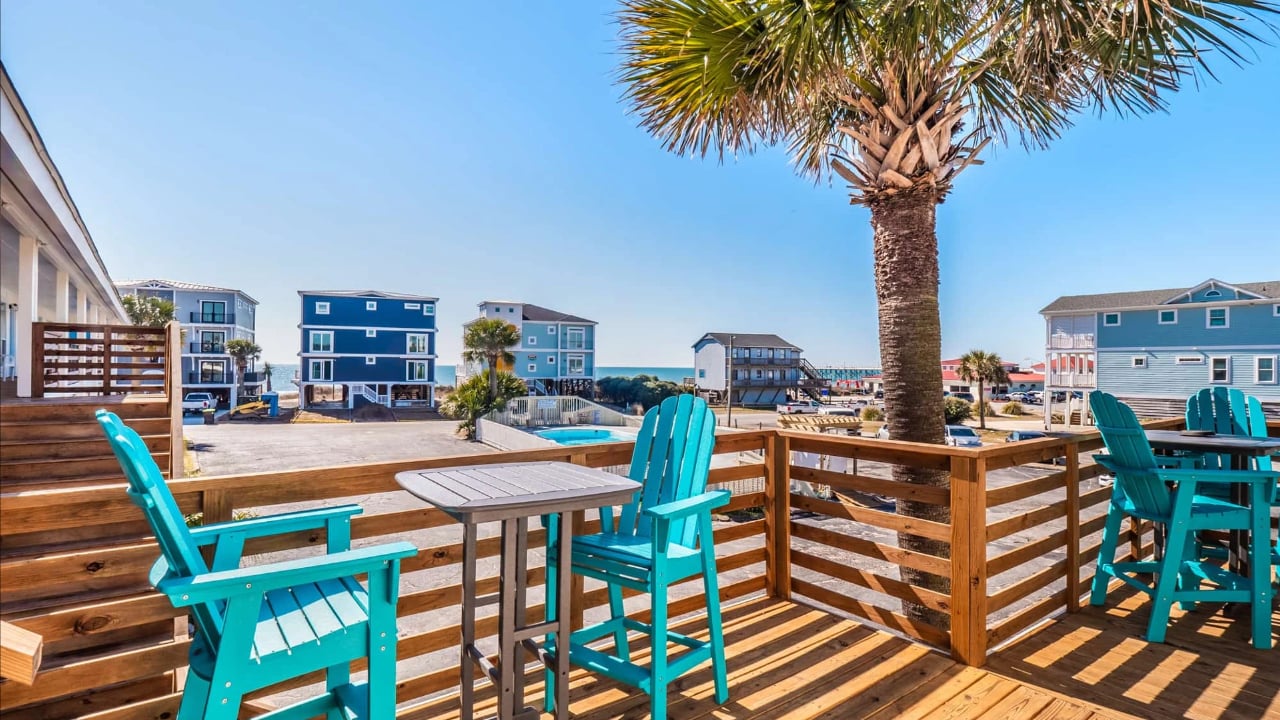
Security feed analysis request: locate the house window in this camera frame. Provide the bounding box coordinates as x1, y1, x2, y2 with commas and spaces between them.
547, 356, 556, 364
1273, 304, 1279, 317
309, 359, 333, 381
528, 336, 537, 346
365, 329, 377, 338
1158, 310, 1177, 325
1175, 356, 1204, 365
366, 301, 377, 311
1206, 307, 1229, 328
309, 331, 333, 353
548, 325, 557, 334
508, 308, 514, 313
423, 304, 434, 316
404, 303, 421, 310
1204, 289, 1222, 298
200, 301, 227, 323
1131, 356, 1147, 368
698, 369, 706, 379
407, 334, 429, 354
528, 363, 537, 372
1256, 356, 1277, 384
365, 356, 376, 365
407, 361, 429, 380
567, 355, 585, 375
1209, 357, 1230, 384
566, 327, 585, 350
316, 301, 330, 315
1102, 312, 1121, 327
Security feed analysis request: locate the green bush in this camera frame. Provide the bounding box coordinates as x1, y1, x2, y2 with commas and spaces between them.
973, 400, 997, 417
1002, 400, 1025, 416
860, 406, 884, 421
943, 396, 973, 424
440, 371, 530, 439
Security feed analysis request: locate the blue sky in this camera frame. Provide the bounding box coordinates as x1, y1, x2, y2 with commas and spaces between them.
3, 2, 1277, 368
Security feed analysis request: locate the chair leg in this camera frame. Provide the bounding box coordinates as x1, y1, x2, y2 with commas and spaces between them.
650, 571, 669, 720
1178, 531, 1200, 612
700, 544, 728, 704
543, 516, 559, 715
1091, 504, 1124, 606
1249, 485, 1274, 650
325, 662, 350, 720
176, 672, 212, 720
1146, 526, 1188, 644
608, 582, 629, 662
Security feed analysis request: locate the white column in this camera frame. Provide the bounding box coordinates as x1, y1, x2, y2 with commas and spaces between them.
15, 236, 39, 397
55, 270, 70, 322
75, 288, 88, 323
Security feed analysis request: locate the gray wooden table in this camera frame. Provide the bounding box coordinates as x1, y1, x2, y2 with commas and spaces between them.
396, 462, 640, 720
1145, 430, 1280, 577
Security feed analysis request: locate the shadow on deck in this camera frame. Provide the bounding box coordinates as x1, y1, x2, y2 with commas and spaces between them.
403, 588, 1277, 720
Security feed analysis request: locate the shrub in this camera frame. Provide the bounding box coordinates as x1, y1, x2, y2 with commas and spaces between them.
860, 406, 884, 421
1051, 412, 1065, 424
973, 400, 997, 417
1003, 400, 1025, 416
943, 396, 972, 424
440, 371, 529, 439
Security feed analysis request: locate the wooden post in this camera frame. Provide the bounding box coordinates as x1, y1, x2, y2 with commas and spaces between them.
1064, 442, 1081, 612
30, 322, 45, 398
764, 432, 792, 600
165, 321, 184, 479
949, 455, 988, 666
569, 452, 587, 630
0, 621, 42, 686
101, 326, 114, 394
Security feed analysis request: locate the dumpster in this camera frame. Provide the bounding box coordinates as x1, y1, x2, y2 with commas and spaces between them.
262, 392, 279, 418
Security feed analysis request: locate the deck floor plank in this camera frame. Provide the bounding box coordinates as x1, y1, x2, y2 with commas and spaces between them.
400, 588, 1276, 720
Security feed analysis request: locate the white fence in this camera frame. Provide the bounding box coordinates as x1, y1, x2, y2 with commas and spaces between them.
475, 418, 557, 451
483, 395, 643, 428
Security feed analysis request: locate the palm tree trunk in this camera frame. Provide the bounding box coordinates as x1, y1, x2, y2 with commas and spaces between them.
868, 189, 950, 630
487, 355, 498, 400
977, 380, 986, 429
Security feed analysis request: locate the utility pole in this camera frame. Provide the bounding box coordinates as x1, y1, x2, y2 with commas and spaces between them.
726, 334, 735, 428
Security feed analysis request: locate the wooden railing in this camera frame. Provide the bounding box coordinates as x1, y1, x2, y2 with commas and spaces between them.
1, 417, 1200, 716
31, 322, 172, 397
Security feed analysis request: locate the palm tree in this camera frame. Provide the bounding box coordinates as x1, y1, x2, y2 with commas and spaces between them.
263, 361, 274, 393
462, 319, 521, 398
121, 294, 177, 327
957, 351, 1011, 429
616, 0, 1276, 628
225, 339, 262, 400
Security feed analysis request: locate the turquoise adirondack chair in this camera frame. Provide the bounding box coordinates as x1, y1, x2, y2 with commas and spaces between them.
1088, 392, 1275, 649
543, 394, 728, 719
96, 410, 417, 719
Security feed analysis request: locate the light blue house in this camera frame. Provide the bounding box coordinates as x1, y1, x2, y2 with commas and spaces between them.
298, 290, 437, 409
464, 301, 597, 396
1041, 278, 1280, 424
116, 279, 261, 407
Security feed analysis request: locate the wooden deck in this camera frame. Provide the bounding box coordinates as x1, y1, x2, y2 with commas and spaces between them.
399, 589, 1278, 720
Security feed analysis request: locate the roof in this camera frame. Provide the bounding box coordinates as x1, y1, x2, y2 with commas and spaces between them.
694, 333, 801, 351
117, 279, 259, 305
298, 289, 438, 302
1040, 279, 1280, 314
519, 303, 595, 324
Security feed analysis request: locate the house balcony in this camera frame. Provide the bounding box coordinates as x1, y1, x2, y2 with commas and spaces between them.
242, 371, 266, 384
189, 341, 226, 354
188, 312, 236, 324
732, 377, 799, 387
187, 372, 231, 384
3, 409, 1277, 719
732, 356, 800, 366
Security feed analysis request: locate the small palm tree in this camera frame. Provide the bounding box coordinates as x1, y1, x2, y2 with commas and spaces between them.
121, 294, 177, 327
225, 339, 262, 399
263, 361, 274, 393
462, 319, 521, 398
616, 0, 1276, 629
957, 351, 1011, 430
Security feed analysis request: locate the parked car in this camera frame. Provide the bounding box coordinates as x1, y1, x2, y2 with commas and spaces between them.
952, 392, 975, 403
1008, 392, 1030, 402
944, 425, 983, 447
992, 392, 1010, 401
818, 405, 860, 416
1006, 430, 1047, 442
182, 392, 215, 415
776, 399, 822, 414
873, 390, 884, 399
1025, 391, 1043, 404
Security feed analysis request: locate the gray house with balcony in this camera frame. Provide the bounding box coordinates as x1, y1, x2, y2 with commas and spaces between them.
116, 279, 260, 407
692, 332, 829, 407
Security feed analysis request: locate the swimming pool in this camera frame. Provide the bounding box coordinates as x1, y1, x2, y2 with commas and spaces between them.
534, 427, 636, 446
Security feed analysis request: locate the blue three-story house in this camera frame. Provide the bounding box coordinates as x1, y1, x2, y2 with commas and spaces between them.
298, 290, 437, 409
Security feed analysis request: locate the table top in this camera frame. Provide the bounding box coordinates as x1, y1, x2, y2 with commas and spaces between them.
395, 461, 641, 523
1145, 429, 1280, 455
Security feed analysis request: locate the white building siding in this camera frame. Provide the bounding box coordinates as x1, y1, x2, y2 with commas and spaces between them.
694, 342, 726, 391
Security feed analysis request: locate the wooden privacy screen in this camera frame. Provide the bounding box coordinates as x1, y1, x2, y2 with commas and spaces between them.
31, 323, 169, 397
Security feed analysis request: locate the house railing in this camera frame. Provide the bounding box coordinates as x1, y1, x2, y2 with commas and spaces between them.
189, 342, 225, 354
484, 395, 642, 427
1, 416, 1199, 716
30, 322, 172, 397
242, 371, 266, 384
188, 312, 235, 324
188, 372, 231, 384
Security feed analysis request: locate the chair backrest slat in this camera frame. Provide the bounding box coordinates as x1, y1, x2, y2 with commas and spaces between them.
1090, 392, 1171, 516
612, 395, 717, 547
1185, 387, 1271, 472
97, 410, 223, 645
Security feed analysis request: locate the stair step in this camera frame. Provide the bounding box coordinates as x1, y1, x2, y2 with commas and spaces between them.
0, 434, 171, 461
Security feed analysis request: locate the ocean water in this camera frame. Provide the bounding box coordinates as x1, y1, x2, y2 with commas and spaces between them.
264, 363, 692, 390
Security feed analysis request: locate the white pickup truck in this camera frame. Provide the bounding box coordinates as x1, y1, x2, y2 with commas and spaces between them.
182, 392, 215, 415
776, 399, 822, 414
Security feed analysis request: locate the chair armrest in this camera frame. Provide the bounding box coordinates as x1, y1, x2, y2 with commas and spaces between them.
189, 505, 363, 545
157, 541, 417, 606
642, 490, 731, 521
1155, 468, 1280, 485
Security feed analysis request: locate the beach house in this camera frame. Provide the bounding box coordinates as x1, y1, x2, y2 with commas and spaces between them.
297, 290, 437, 409
116, 279, 260, 407
464, 301, 597, 396
1, 63, 128, 396
692, 332, 828, 407
1041, 278, 1280, 422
